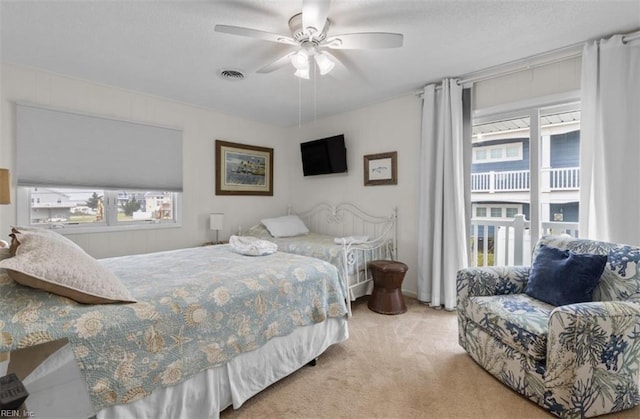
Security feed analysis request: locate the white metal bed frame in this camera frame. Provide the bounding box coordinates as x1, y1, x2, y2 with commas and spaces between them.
289, 202, 398, 316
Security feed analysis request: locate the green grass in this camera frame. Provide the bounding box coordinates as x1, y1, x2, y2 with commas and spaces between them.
67, 214, 98, 223
67, 214, 136, 223
476, 252, 495, 267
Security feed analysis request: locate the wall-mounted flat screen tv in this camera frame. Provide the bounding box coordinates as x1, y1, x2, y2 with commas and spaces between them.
300, 134, 348, 176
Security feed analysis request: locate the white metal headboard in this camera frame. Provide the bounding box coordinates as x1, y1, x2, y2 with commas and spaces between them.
288, 202, 398, 258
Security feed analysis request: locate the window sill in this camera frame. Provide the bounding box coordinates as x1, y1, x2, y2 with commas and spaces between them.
40, 222, 182, 235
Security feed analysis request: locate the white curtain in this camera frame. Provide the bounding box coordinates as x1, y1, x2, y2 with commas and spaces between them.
579, 35, 640, 244
417, 79, 469, 310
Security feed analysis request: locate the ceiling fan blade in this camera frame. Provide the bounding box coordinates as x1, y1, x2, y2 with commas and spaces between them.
214, 25, 296, 45
324, 32, 403, 49
302, 0, 331, 34
257, 51, 297, 74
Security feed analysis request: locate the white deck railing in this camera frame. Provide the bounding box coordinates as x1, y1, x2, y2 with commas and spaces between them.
471, 167, 579, 193
543, 167, 580, 190
470, 215, 579, 267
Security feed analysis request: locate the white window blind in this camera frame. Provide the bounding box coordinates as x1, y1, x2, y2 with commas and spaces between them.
16, 104, 183, 191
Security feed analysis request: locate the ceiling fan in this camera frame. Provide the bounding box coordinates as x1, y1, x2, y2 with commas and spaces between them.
214, 0, 403, 79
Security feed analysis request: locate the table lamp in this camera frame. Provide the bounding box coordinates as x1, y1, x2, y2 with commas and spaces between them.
209, 213, 224, 244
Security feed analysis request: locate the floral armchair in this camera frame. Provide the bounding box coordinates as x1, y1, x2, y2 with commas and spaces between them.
457, 235, 640, 418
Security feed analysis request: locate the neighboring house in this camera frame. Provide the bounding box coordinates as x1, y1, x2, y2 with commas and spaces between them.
144, 192, 173, 220
28, 190, 174, 224
469, 112, 581, 265
30, 188, 86, 223
471, 127, 580, 227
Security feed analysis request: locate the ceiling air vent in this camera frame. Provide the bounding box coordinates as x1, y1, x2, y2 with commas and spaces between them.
217, 69, 246, 81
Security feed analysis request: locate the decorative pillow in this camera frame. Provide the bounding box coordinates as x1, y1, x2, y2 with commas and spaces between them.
260, 215, 309, 238
9, 226, 86, 256
244, 223, 273, 239
0, 230, 136, 304
525, 245, 607, 306
229, 235, 277, 256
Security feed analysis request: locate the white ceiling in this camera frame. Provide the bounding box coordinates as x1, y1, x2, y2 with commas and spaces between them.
2, 0, 639, 127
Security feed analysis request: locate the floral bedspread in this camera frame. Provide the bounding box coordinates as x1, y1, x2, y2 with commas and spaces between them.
0, 245, 347, 411
246, 224, 345, 267
245, 224, 388, 284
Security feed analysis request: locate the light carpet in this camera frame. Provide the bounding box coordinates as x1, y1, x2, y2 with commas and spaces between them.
221, 297, 640, 418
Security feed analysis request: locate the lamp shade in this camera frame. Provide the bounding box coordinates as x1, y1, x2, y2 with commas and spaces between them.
291, 49, 309, 70
0, 169, 10, 205
315, 53, 335, 75
294, 68, 310, 79
210, 213, 224, 231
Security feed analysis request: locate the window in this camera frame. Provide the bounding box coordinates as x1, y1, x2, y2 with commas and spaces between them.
471, 102, 581, 248
506, 146, 520, 158
490, 208, 502, 218
15, 104, 183, 233
20, 187, 180, 232
473, 204, 523, 220
472, 142, 523, 163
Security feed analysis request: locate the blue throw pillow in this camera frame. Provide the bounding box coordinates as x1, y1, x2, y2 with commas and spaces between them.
525, 245, 607, 306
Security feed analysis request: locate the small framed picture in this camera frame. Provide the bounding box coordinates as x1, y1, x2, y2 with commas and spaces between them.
215, 140, 274, 196
363, 151, 397, 186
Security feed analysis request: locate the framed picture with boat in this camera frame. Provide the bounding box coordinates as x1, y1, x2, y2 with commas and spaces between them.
215, 140, 274, 196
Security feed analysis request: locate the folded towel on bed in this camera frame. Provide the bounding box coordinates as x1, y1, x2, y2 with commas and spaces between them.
333, 235, 369, 245
229, 235, 278, 256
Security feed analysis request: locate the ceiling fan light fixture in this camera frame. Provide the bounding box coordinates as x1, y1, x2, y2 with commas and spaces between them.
294, 68, 310, 80
315, 52, 335, 75
291, 49, 309, 70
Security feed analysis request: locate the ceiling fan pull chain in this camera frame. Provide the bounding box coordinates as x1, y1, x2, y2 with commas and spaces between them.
298, 76, 302, 128
314, 63, 317, 122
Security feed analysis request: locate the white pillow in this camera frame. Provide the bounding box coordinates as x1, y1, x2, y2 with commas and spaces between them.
260, 215, 309, 238
0, 229, 136, 304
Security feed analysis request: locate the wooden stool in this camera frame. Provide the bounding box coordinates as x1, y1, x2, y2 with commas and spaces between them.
367, 260, 408, 315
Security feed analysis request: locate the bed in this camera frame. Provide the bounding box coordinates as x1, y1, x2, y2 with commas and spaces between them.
0, 228, 348, 419
245, 202, 397, 316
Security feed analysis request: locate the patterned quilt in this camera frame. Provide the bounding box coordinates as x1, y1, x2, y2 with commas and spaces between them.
247, 224, 345, 265
245, 224, 385, 282
0, 245, 347, 411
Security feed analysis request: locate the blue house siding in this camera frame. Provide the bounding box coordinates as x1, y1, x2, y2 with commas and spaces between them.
472, 130, 579, 174
550, 202, 579, 222
550, 130, 580, 168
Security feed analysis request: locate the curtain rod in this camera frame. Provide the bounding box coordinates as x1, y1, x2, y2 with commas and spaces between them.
624, 31, 640, 43
415, 28, 640, 95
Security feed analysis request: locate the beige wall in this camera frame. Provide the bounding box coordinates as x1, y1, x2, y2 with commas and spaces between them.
0, 63, 290, 257
285, 95, 423, 296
